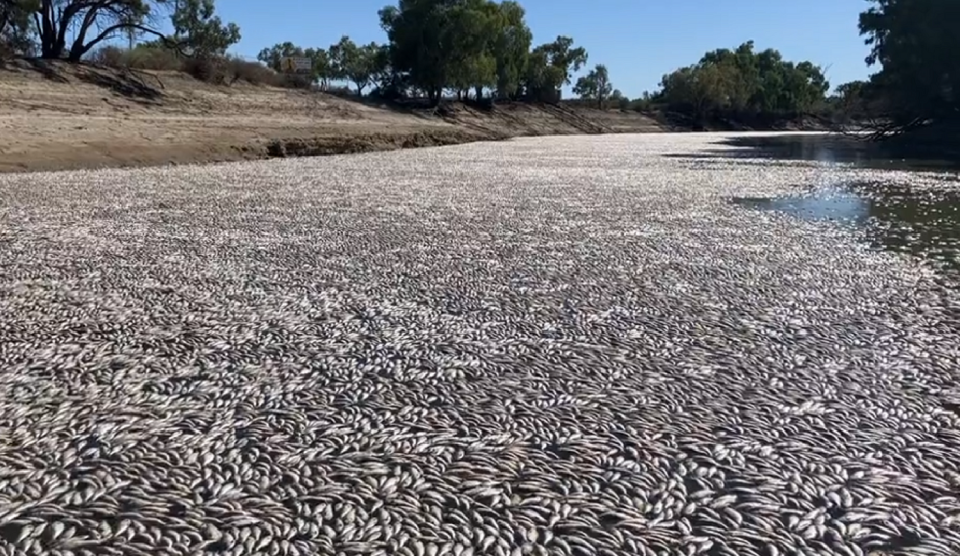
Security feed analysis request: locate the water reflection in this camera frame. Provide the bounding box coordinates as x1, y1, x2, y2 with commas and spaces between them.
723, 134, 960, 276
734, 189, 870, 225
672, 133, 960, 171
734, 182, 960, 272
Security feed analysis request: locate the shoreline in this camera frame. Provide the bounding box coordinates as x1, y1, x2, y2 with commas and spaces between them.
0, 126, 514, 174
0, 60, 836, 175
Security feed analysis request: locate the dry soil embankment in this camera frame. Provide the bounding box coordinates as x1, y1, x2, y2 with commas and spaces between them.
0, 60, 664, 173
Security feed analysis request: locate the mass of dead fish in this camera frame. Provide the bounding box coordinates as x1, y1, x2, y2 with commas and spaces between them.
1, 133, 960, 556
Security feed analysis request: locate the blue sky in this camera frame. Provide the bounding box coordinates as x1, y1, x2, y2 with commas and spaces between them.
214, 0, 874, 97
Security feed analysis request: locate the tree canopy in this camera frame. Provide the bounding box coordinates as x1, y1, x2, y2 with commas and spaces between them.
378, 0, 565, 102
853, 0, 960, 136
654, 41, 830, 122
329, 36, 385, 95
171, 0, 240, 58
573, 63, 612, 108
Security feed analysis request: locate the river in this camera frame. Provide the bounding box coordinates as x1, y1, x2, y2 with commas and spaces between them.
2, 133, 960, 555
706, 133, 960, 279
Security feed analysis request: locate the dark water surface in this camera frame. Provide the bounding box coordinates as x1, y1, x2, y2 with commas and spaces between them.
721, 134, 960, 274
701, 133, 960, 171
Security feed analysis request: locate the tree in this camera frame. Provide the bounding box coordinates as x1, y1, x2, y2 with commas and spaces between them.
608, 89, 629, 110
538, 35, 587, 85
379, 0, 450, 103
368, 43, 392, 92
527, 35, 587, 96
3, 0, 235, 62
658, 63, 731, 123
574, 63, 613, 108
490, 0, 531, 99
656, 41, 830, 123
521, 35, 587, 101
523, 47, 564, 101
257, 42, 332, 88
379, 0, 506, 103
171, 0, 239, 58
27, 0, 173, 61
629, 91, 654, 112
448, 0, 499, 100
829, 80, 875, 124
257, 42, 299, 71
0, 0, 37, 56
307, 47, 332, 89
699, 41, 760, 112
857, 0, 960, 137
330, 36, 380, 95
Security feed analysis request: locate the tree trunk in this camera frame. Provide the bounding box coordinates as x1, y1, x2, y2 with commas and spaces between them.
38, 16, 63, 58
474, 86, 483, 100
67, 41, 86, 62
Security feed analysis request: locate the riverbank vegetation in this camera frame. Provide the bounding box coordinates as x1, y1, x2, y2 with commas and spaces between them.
847, 0, 958, 144
0, 0, 952, 142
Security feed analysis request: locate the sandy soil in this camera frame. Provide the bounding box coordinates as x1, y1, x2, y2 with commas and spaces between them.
0, 59, 663, 173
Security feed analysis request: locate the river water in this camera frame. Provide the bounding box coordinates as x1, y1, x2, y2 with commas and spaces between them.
715, 133, 960, 277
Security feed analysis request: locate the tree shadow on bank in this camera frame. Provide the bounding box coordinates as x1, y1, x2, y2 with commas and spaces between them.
0, 58, 165, 105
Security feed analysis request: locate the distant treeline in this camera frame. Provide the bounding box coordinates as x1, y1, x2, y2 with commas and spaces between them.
1, 0, 952, 140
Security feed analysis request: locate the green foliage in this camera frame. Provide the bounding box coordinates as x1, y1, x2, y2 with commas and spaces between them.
257, 42, 332, 86
445, 0, 498, 97
378, 0, 450, 102
329, 35, 382, 95
379, 0, 536, 103
656, 41, 830, 122
368, 43, 393, 91
490, 1, 531, 99
573, 63, 612, 108
523, 35, 587, 100
522, 48, 563, 101
827, 80, 873, 123
535, 35, 587, 86
858, 0, 960, 133
172, 0, 240, 57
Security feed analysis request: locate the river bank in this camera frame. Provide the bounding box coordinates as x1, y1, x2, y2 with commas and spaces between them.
0, 59, 666, 173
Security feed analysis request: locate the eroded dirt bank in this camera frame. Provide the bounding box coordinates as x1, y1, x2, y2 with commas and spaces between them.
0, 60, 663, 173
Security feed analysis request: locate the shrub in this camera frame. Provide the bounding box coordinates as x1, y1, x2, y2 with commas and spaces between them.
88, 46, 281, 86
181, 55, 223, 82
126, 46, 183, 71
89, 45, 183, 71
224, 55, 282, 86
88, 45, 129, 67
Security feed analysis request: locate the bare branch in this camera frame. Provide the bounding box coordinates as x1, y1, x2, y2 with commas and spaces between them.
74, 20, 184, 59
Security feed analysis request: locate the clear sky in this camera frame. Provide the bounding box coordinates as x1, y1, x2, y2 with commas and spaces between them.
214, 0, 875, 97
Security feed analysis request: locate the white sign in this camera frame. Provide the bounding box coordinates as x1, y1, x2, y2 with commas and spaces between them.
281, 57, 312, 74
